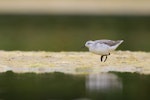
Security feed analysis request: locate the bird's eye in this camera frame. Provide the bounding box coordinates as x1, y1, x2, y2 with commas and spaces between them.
87, 43, 92, 45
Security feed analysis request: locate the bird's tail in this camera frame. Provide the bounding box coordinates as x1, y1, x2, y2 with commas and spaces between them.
117, 40, 124, 45
110, 40, 124, 51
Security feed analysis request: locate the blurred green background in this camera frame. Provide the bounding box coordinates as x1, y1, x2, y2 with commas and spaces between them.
0, 15, 149, 51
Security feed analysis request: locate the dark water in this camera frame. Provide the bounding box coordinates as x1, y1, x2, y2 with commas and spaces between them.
0, 71, 149, 100
0, 15, 150, 51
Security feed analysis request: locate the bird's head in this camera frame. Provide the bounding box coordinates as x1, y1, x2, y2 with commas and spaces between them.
85, 40, 94, 48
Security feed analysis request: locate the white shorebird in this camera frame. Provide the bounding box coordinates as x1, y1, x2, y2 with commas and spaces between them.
85, 39, 124, 62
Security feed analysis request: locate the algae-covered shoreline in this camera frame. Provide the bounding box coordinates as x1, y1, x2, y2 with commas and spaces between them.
0, 51, 149, 74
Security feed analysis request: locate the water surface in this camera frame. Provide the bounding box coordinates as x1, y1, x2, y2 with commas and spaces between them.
0, 71, 149, 100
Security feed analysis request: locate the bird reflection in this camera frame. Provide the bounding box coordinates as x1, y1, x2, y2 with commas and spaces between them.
86, 73, 122, 93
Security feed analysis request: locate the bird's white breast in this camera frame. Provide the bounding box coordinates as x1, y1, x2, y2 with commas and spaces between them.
89, 43, 110, 55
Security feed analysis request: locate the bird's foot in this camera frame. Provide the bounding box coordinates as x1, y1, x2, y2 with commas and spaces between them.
100, 55, 104, 62
100, 55, 107, 62
100, 53, 110, 62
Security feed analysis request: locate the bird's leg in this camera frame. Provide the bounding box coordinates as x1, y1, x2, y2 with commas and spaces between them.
104, 53, 110, 62
100, 55, 104, 62
103, 55, 107, 62
100, 53, 110, 62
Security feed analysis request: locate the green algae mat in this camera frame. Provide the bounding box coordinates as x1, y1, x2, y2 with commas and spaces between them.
0, 51, 149, 74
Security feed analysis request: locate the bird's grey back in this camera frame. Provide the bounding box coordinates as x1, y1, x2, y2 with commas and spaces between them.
95, 40, 123, 46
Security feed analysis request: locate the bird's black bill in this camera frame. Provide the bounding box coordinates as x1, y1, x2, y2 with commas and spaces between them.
78, 45, 86, 51
81, 45, 85, 49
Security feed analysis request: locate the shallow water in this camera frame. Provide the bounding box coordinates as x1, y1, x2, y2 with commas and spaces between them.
0, 71, 149, 100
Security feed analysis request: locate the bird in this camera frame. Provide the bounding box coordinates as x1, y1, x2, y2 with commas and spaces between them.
85, 39, 124, 62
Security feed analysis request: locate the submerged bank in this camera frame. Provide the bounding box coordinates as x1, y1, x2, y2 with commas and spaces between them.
0, 51, 149, 74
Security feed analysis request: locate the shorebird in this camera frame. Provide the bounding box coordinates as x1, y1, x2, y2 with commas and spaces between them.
85, 39, 123, 62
